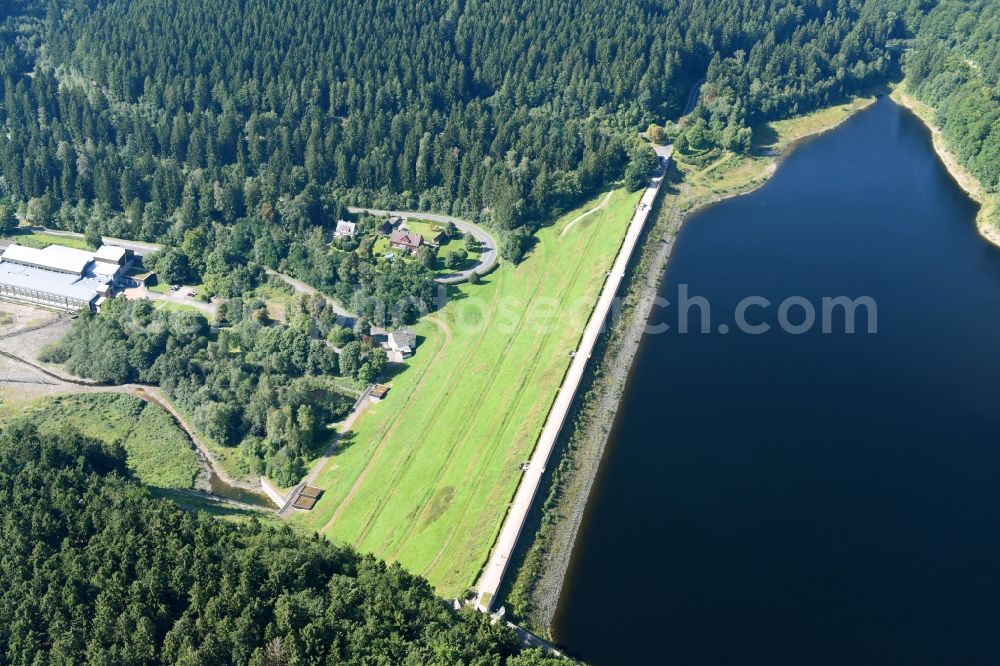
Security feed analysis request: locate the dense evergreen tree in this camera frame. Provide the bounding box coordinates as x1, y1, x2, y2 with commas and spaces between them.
0, 424, 564, 665
0, 0, 906, 282
39, 296, 383, 484
904, 0, 1000, 216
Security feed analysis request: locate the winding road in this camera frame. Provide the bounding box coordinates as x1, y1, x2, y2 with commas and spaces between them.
347, 207, 499, 283
683, 78, 705, 117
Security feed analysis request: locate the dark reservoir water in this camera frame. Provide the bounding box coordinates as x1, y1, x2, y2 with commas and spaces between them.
553, 97, 1000, 664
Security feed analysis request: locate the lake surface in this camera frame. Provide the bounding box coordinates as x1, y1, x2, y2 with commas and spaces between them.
552, 97, 1000, 664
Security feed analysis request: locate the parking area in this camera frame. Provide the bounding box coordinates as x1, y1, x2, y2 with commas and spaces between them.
124, 284, 217, 317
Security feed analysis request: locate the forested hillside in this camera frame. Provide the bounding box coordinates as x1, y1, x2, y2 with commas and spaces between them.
39, 295, 389, 484
904, 0, 1000, 213
0, 424, 562, 664
0, 0, 906, 301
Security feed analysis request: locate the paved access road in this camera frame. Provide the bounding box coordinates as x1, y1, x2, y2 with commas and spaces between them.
474, 148, 673, 611
347, 207, 499, 283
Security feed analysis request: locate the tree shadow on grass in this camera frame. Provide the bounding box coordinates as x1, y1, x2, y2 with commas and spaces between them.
328, 430, 358, 458
377, 361, 411, 382
153, 488, 275, 521
751, 123, 779, 153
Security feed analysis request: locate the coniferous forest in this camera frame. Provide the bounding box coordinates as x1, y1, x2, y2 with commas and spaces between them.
0, 0, 970, 662
904, 0, 1000, 215
0, 424, 564, 664
0, 0, 906, 297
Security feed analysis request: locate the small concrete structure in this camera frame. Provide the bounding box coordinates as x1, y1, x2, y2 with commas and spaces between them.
370, 384, 390, 402
260, 477, 288, 507
291, 485, 323, 510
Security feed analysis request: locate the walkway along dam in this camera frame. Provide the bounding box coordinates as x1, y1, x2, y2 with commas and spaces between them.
474, 147, 673, 610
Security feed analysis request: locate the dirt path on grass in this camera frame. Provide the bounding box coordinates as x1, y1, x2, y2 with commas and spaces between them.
416, 201, 611, 579
559, 191, 612, 237
319, 314, 453, 533
0, 319, 261, 496
349, 285, 507, 549
277, 385, 378, 518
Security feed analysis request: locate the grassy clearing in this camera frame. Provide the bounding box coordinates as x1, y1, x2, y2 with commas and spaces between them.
395, 219, 442, 237
148, 279, 206, 295
250, 276, 296, 321
153, 300, 205, 315
147, 281, 171, 294
2, 393, 200, 489
758, 94, 878, 151
292, 187, 641, 597
4, 229, 93, 251
432, 235, 481, 274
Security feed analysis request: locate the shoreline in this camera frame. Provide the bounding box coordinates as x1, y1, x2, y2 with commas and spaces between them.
500, 93, 881, 635
890, 84, 1000, 250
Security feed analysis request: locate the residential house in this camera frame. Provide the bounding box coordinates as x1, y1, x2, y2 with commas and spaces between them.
388, 329, 416, 358
378, 216, 404, 236
389, 229, 423, 254
334, 220, 357, 237
370, 327, 418, 362
427, 229, 448, 247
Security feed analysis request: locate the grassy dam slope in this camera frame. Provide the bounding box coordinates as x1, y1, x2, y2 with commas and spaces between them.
293, 189, 641, 596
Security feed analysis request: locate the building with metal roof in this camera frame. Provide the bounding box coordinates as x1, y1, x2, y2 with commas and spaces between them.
0, 242, 134, 312
0, 244, 94, 275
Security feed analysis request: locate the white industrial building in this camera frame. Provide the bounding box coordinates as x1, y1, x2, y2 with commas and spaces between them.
0, 242, 134, 311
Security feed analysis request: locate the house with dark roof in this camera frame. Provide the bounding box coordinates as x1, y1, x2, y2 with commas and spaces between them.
378, 216, 404, 236
427, 229, 448, 247
389, 229, 423, 254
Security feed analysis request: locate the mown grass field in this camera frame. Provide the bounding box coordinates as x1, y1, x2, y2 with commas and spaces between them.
2, 393, 201, 489
152, 300, 205, 315
292, 188, 641, 597
4, 229, 93, 251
